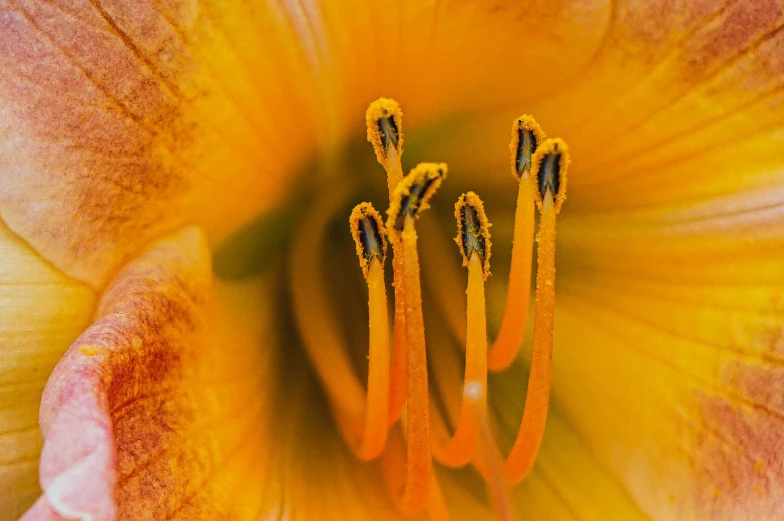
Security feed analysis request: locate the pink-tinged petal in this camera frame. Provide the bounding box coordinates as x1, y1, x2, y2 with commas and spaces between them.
0, 219, 96, 521
0, 0, 321, 288
24, 226, 214, 520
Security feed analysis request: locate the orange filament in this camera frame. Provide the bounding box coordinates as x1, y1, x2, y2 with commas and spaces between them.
475, 396, 515, 521
385, 140, 405, 196
398, 214, 433, 515
291, 188, 366, 423
503, 196, 556, 483
433, 253, 487, 467
487, 176, 535, 371
488, 115, 545, 372
355, 256, 391, 460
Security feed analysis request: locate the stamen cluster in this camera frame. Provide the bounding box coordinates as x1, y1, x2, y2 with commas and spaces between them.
338, 98, 571, 520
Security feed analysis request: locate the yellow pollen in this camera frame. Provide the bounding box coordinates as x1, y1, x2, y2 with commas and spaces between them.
454, 191, 492, 279
366, 97, 404, 173
509, 115, 546, 180
349, 202, 388, 280
320, 100, 571, 519
530, 138, 570, 214
386, 162, 448, 238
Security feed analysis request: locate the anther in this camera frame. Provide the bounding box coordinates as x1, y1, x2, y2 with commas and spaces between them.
454, 191, 492, 279
530, 138, 569, 213
509, 115, 546, 180
387, 163, 448, 234
350, 203, 388, 280
366, 98, 404, 171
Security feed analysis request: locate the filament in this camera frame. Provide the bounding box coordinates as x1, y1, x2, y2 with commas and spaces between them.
398, 214, 433, 514
503, 196, 556, 483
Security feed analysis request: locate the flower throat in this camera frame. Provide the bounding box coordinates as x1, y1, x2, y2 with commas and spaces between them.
302, 98, 569, 520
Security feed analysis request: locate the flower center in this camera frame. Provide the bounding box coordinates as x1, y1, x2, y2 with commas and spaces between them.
293, 99, 569, 520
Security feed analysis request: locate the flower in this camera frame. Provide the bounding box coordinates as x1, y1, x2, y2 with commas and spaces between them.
1, 0, 783, 520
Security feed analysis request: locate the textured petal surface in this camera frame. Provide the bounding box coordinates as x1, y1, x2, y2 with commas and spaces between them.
0, 220, 95, 521
544, 2, 784, 518
19, 226, 283, 520
19, 225, 402, 521
0, 0, 320, 287
4, 0, 784, 519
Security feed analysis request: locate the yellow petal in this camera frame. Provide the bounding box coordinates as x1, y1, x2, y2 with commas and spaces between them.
0, 219, 95, 521
550, 194, 784, 519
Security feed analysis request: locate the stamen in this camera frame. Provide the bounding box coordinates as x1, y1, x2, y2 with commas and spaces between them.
386, 162, 448, 236
488, 116, 545, 372
433, 193, 491, 467
349, 203, 391, 461
366, 97, 405, 193
504, 138, 569, 484
366, 98, 407, 424
387, 163, 446, 514
388, 156, 443, 423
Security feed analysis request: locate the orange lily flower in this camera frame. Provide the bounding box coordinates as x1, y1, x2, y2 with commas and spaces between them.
1, 1, 783, 520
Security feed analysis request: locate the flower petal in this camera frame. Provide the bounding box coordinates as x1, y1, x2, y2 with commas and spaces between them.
0, 0, 321, 287
542, 0, 784, 211
21, 225, 411, 521
0, 220, 95, 521
552, 197, 784, 519
21, 226, 217, 520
